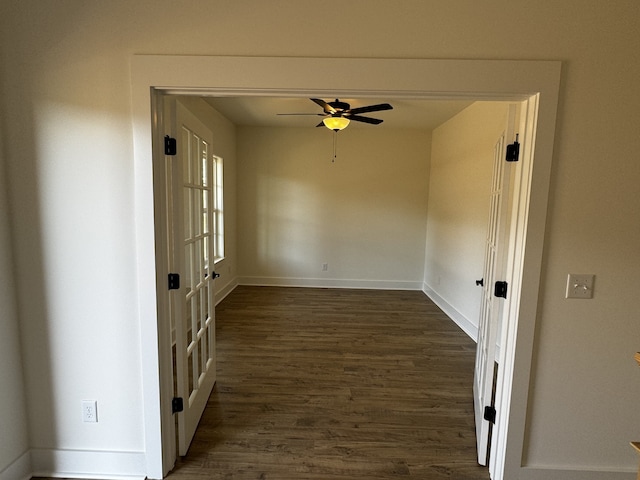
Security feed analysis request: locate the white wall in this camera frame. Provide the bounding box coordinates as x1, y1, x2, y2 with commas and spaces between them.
0, 125, 30, 479
424, 102, 509, 338
237, 127, 430, 289
1, 1, 639, 479
1, 3, 145, 475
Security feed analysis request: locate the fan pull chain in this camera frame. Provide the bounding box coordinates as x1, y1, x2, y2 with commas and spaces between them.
332, 130, 338, 163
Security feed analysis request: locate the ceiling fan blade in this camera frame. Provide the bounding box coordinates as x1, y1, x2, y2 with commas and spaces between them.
311, 98, 336, 114
347, 115, 384, 125
348, 103, 393, 115
315, 121, 325, 128
277, 113, 325, 116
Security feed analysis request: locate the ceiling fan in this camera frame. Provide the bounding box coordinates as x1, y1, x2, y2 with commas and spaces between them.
278, 98, 393, 131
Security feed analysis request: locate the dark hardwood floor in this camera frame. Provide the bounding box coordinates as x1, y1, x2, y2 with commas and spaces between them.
168, 286, 489, 480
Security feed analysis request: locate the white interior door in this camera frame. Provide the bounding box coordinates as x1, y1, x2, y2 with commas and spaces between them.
170, 100, 217, 456
473, 105, 518, 466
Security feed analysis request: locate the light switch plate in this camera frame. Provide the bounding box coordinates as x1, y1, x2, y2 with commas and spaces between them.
565, 274, 594, 299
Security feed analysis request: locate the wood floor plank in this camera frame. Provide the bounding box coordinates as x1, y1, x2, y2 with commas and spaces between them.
169, 286, 490, 480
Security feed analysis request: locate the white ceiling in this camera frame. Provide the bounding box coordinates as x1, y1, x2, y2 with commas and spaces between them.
203, 96, 474, 130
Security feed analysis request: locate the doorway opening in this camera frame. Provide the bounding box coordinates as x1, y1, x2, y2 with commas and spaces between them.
131, 56, 561, 480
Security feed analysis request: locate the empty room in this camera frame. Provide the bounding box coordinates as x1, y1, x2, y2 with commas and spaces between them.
160, 93, 519, 479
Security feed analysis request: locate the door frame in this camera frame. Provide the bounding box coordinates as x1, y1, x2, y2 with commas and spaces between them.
130, 56, 561, 479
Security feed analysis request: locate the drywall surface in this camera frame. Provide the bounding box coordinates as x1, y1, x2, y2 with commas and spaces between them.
237, 127, 430, 288
0, 117, 30, 479
424, 102, 509, 336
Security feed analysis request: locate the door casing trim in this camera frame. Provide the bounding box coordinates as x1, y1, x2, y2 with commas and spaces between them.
130, 56, 561, 479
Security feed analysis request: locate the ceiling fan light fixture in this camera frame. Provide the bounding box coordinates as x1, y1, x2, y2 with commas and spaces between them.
323, 116, 350, 131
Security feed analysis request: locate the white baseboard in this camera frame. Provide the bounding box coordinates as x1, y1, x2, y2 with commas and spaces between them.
422, 283, 478, 342
0, 450, 31, 480
237, 276, 423, 291
519, 466, 636, 480
30, 448, 146, 480
215, 277, 238, 305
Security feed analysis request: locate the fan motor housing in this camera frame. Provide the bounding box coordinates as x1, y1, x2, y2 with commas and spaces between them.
328, 99, 350, 112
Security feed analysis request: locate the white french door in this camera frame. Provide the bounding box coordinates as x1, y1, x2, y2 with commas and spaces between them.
169, 100, 217, 456
473, 104, 518, 466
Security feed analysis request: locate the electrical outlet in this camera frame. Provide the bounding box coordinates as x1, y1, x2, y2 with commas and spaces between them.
322, 263, 328, 272
565, 274, 595, 299
82, 400, 98, 423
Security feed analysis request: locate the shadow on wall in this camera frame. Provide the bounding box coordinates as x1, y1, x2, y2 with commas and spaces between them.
0, 64, 56, 467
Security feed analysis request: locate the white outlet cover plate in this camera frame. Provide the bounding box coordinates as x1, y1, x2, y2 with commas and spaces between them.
566, 274, 594, 299
82, 400, 98, 423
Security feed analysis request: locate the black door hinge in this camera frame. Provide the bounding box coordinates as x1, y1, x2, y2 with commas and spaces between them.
164, 135, 177, 156
506, 134, 520, 162
484, 405, 496, 424
494, 281, 508, 299
172, 397, 184, 414
168, 273, 180, 290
